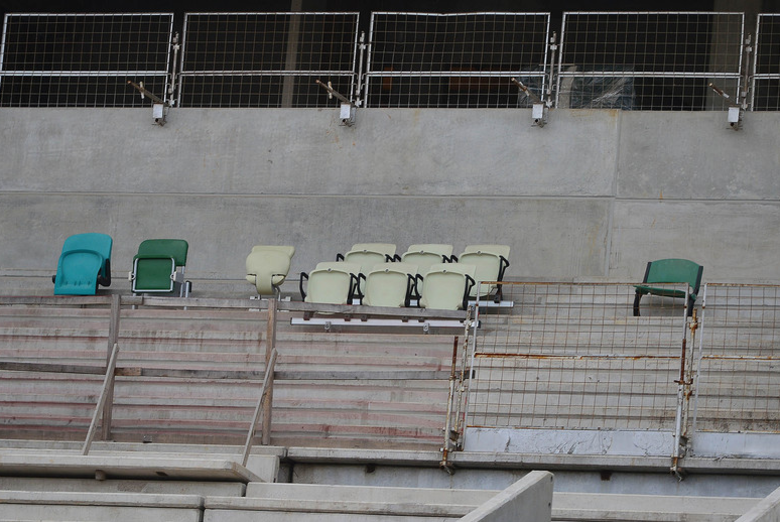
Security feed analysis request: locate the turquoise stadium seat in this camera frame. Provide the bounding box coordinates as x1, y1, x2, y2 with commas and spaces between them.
53, 233, 113, 295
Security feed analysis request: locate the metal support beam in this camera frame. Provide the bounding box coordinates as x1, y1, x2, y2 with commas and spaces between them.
83, 342, 120, 455
101, 294, 121, 441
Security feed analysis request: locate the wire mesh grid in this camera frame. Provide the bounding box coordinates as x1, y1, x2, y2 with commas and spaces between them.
365, 12, 550, 109
557, 12, 745, 110
178, 12, 359, 108
0, 13, 173, 107
467, 282, 688, 431
694, 284, 780, 433
752, 14, 780, 111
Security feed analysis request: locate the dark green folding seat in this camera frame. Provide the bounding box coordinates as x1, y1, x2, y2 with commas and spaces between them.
130, 239, 191, 296
633, 258, 703, 317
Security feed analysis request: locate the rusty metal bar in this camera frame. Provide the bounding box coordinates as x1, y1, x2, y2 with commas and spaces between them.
101, 293, 121, 441
242, 348, 278, 466
691, 284, 708, 435
82, 342, 120, 455
440, 335, 460, 472
671, 286, 693, 478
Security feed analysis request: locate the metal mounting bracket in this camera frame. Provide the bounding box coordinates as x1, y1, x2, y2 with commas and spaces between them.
127, 80, 170, 126
316, 79, 356, 127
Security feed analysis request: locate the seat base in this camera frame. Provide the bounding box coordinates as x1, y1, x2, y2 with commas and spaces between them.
291, 317, 466, 332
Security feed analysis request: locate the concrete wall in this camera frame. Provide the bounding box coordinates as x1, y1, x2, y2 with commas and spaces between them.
1, 107, 778, 294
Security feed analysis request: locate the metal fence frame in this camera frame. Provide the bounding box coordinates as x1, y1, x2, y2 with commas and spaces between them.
0, 13, 175, 107
364, 12, 552, 109
751, 14, 780, 111
556, 12, 746, 111
176, 12, 360, 108
1, 12, 780, 110
693, 283, 780, 435
464, 281, 691, 433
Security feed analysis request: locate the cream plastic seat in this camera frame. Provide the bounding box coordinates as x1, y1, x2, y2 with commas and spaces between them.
336, 243, 398, 295
401, 244, 455, 299
299, 261, 362, 305
245, 245, 295, 298
419, 263, 476, 311
361, 262, 419, 308
457, 244, 511, 301
401, 244, 454, 272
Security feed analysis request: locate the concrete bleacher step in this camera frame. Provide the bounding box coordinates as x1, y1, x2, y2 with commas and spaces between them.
237, 484, 759, 522
552, 492, 759, 521
246, 482, 495, 504
0, 303, 459, 448
0, 491, 204, 522
0, 476, 245, 496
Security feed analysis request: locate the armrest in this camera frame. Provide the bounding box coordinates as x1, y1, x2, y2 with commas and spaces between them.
299, 272, 309, 300
462, 274, 476, 310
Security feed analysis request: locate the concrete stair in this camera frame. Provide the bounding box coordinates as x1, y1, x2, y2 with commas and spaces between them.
0, 301, 459, 449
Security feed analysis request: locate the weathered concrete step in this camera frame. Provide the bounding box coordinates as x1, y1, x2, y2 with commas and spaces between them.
0, 476, 245, 496
0, 452, 263, 481
203, 498, 472, 521
246, 482, 495, 504
552, 491, 758, 521
0, 491, 203, 522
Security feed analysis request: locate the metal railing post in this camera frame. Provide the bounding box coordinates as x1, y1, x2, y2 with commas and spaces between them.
101, 293, 121, 440
242, 348, 278, 466
83, 342, 120, 455
671, 287, 693, 479
262, 298, 277, 445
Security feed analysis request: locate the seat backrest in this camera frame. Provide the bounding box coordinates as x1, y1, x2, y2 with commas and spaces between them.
405, 244, 453, 257
246, 245, 296, 295
61, 233, 113, 261
136, 239, 189, 267
457, 253, 503, 297
401, 245, 454, 277
54, 233, 113, 296
304, 261, 362, 305
350, 243, 397, 257
462, 244, 511, 259
342, 250, 388, 272
459, 245, 511, 297
362, 262, 418, 307
251, 245, 295, 257
419, 263, 476, 311
644, 258, 704, 295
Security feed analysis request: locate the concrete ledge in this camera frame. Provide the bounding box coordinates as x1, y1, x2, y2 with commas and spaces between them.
554, 492, 758, 522
286, 447, 444, 466
734, 486, 780, 522
204, 496, 474, 517
463, 428, 673, 457
0, 453, 261, 482
0, 476, 245, 496
246, 482, 497, 505
0, 491, 203, 522
450, 451, 674, 472
0, 490, 203, 507
460, 470, 553, 522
